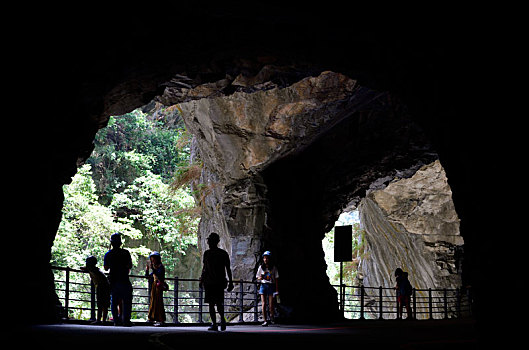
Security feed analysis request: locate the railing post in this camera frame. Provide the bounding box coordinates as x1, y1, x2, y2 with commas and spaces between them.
198, 285, 203, 323
239, 279, 244, 322
173, 276, 179, 324
396, 288, 400, 319
90, 280, 96, 321
412, 288, 416, 320
428, 288, 433, 320
467, 287, 473, 316
456, 287, 461, 318
443, 288, 448, 319
254, 282, 259, 322
64, 267, 70, 319
360, 285, 365, 320
340, 283, 345, 314
339, 262, 343, 314
378, 286, 383, 319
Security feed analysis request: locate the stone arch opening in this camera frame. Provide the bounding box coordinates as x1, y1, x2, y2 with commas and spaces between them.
354, 159, 465, 320
322, 209, 361, 291
258, 81, 439, 321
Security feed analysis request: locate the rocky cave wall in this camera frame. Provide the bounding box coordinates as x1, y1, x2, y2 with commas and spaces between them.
357, 160, 464, 317
359, 160, 463, 289
177, 71, 363, 279
171, 69, 439, 321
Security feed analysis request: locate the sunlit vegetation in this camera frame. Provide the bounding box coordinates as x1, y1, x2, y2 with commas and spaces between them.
51, 108, 200, 277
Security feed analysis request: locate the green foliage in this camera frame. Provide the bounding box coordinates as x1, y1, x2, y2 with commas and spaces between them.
88, 109, 188, 204
52, 107, 200, 278
323, 211, 366, 287
51, 164, 145, 269
110, 170, 199, 274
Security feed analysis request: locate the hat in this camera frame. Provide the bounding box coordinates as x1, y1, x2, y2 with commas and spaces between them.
263, 251, 271, 257
149, 251, 161, 258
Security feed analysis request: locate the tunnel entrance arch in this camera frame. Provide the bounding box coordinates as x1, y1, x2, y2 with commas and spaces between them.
47, 68, 458, 324
16, 8, 500, 341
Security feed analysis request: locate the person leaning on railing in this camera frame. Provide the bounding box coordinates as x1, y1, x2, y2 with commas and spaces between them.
80, 255, 110, 324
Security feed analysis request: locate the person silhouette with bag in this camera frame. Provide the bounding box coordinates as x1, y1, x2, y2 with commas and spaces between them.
145, 251, 167, 326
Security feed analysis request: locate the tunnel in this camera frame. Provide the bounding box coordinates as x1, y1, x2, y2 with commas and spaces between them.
259, 86, 438, 321
16, 5, 506, 345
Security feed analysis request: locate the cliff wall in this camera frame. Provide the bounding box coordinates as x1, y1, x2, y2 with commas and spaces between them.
358, 160, 464, 318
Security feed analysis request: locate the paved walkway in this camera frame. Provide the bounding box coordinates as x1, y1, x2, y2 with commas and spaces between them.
17, 319, 479, 349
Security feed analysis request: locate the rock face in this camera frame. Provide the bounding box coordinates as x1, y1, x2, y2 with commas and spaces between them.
358, 160, 464, 318
179, 71, 360, 278
179, 71, 358, 181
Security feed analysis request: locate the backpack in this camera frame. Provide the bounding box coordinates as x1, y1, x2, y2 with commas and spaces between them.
404, 278, 413, 296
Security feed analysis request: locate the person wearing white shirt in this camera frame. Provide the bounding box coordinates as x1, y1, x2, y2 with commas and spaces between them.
256, 251, 279, 326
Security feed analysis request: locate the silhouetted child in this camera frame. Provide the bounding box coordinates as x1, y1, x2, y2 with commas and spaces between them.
256, 251, 279, 326
199, 232, 234, 331
81, 256, 110, 324
145, 251, 167, 326
394, 268, 413, 319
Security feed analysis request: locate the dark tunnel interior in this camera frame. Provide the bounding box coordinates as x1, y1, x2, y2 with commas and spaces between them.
11, 5, 512, 346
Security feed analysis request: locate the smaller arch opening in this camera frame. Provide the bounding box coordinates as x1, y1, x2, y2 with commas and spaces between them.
323, 160, 466, 320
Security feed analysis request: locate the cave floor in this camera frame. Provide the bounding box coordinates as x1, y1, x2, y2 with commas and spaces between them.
16, 318, 481, 349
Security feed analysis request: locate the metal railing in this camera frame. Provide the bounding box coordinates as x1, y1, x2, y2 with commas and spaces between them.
334, 284, 473, 320
52, 266, 261, 324
52, 266, 472, 324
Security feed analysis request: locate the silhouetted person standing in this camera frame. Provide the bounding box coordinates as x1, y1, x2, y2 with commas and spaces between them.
394, 268, 413, 320
199, 232, 234, 331
145, 251, 166, 326
104, 233, 133, 326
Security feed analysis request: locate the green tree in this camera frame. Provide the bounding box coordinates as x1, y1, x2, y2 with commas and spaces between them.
51, 164, 147, 269
52, 106, 200, 278
51, 107, 202, 321
88, 109, 186, 204
323, 212, 366, 287
110, 169, 199, 275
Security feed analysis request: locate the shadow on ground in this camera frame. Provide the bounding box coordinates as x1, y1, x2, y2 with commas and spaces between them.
15, 318, 480, 349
